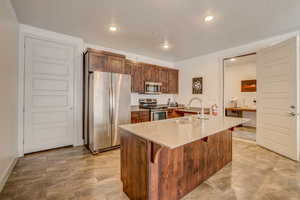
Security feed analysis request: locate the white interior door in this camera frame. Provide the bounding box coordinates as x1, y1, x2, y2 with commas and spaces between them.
257, 37, 299, 161
24, 37, 74, 154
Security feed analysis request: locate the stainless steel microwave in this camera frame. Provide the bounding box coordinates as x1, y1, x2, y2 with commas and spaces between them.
144, 82, 162, 94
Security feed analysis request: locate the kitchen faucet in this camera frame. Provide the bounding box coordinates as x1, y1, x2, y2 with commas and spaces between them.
187, 97, 205, 119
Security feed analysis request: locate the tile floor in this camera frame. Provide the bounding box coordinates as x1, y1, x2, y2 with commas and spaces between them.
0, 139, 299, 200
233, 127, 256, 142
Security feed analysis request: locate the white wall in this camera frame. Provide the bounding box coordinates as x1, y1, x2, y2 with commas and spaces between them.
16, 25, 178, 156
224, 61, 256, 108
0, 0, 19, 191
175, 30, 300, 114
224, 60, 256, 127
131, 93, 178, 106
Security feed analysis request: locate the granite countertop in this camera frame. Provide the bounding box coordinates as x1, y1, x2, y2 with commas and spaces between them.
175, 107, 210, 113
131, 105, 149, 112
131, 105, 207, 112
119, 116, 249, 149
225, 107, 256, 112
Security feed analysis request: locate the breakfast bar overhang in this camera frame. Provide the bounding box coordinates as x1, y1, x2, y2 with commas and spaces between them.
119, 116, 249, 200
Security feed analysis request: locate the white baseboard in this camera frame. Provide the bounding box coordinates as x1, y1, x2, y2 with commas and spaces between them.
0, 157, 18, 193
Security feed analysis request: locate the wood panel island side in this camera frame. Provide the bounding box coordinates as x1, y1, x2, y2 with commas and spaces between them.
119, 116, 249, 200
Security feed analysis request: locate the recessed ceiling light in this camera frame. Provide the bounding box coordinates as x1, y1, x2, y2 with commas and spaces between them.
204, 15, 214, 22
163, 43, 169, 49
109, 26, 118, 32
230, 58, 236, 61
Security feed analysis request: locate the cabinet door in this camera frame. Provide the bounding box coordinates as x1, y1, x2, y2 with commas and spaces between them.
159, 68, 169, 93
143, 64, 159, 82
131, 63, 144, 93
152, 66, 159, 82
108, 56, 125, 74
124, 61, 132, 75
89, 53, 108, 72
167, 109, 182, 118
140, 111, 150, 122
168, 69, 179, 94
131, 111, 140, 123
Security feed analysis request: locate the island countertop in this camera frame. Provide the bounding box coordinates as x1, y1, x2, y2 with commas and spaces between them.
119, 115, 249, 149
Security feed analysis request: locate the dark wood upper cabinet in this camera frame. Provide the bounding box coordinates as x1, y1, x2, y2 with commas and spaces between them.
108, 56, 125, 74
168, 69, 179, 94
143, 63, 159, 83
88, 52, 108, 72
129, 61, 144, 93
158, 67, 169, 93
85, 49, 179, 94
124, 60, 132, 75
85, 48, 126, 74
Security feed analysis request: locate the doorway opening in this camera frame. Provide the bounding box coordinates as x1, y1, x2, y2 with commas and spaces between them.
223, 53, 257, 142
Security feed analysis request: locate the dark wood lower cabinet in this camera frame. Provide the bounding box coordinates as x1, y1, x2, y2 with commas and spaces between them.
120, 130, 232, 200
131, 111, 150, 123
167, 109, 184, 118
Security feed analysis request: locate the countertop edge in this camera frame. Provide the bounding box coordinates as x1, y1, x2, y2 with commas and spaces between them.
119, 116, 250, 149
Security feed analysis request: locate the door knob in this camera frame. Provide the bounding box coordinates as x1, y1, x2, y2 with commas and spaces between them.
288, 111, 298, 116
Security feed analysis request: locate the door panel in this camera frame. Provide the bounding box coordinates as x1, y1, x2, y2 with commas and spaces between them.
24, 37, 74, 153
89, 52, 108, 72
168, 69, 179, 94
131, 63, 144, 93
257, 37, 299, 161
108, 56, 125, 74
159, 68, 169, 93
143, 64, 159, 82
111, 73, 131, 146
89, 72, 112, 151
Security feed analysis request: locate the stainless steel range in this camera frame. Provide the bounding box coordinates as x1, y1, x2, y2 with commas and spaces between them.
139, 99, 168, 121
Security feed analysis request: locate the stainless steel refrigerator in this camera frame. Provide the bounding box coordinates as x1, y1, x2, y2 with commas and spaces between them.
84, 71, 131, 153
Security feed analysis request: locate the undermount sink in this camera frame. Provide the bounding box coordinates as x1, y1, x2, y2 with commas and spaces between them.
191, 115, 209, 120
176, 116, 209, 124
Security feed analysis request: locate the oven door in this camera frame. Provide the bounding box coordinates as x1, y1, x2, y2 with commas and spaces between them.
151, 110, 167, 121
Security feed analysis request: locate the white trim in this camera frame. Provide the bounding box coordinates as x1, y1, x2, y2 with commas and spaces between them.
213, 33, 300, 118
0, 157, 18, 192
297, 36, 300, 161
18, 24, 85, 156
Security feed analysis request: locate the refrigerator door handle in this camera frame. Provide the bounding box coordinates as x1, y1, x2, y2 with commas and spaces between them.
109, 86, 113, 129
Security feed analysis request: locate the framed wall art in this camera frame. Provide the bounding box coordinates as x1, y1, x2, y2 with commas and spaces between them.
192, 77, 203, 94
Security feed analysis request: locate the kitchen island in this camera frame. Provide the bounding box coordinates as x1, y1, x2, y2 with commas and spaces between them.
119, 116, 249, 200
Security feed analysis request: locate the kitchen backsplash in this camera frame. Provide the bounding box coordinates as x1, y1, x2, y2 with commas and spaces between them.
131, 93, 178, 105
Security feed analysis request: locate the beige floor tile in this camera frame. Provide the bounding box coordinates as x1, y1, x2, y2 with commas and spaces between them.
1, 140, 299, 200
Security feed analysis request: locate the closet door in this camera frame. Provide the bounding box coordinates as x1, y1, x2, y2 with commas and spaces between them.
24, 37, 74, 153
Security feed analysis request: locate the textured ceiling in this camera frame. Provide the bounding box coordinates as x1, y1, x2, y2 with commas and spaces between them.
11, 0, 300, 62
